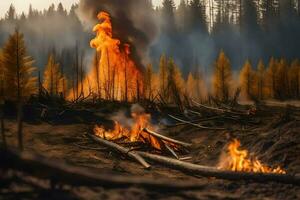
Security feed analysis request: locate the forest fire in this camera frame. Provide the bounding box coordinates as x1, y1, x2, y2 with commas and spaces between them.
77, 11, 143, 101
220, 139, 285, 174
94, 108, 165, 150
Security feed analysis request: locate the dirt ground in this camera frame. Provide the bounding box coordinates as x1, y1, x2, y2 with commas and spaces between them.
1, 103, 300, 200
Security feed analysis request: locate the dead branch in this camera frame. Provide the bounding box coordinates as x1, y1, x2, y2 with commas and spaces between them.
143, 128, 192, 148
192, 100, 249, 116
168, 115, 226, 130
0, 148, 208, 190
137, 151, 300, 185
88, 134, 151, 169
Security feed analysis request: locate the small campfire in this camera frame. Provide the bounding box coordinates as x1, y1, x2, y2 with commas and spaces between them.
219, 139, 286, 174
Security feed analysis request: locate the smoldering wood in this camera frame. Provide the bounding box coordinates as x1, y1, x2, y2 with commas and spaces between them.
143, 128, 192, 148
0, 148, 208, 190
88, 134, 151, 169
136, 151, 300, 185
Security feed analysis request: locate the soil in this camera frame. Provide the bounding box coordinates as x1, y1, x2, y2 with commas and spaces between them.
1, 102, 300, 200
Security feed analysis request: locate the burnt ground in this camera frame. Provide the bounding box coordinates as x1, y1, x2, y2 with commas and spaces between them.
1, 102, 300, 200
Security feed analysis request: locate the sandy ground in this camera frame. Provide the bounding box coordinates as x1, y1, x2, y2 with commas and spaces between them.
1, 103, 300, 200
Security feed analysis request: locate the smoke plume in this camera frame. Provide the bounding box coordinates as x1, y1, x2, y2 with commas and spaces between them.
77, 0, 158, 67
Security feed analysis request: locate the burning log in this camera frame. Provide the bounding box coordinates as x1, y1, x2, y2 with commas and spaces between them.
168, 115, 226, 130
0, 147, 208, 190
136, 151, 300, 185
88, 134, 151, 169
142, 128, 192, 148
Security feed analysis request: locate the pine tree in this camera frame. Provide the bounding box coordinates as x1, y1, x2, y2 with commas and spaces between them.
276, 58, 289, 99
212, 50, 232, 102
144, 64, 154, 100
167, 58, 185, 107
43, 54, 64, 97
256, 60, 265, 100
1, 29, 37, 150
288, 59, 300, 98
161, 0, 176, 33
159, 54, 168, 100
2, 29, 37, 100
6, 4, 16, 21
266, 57, 277, 98
239, 60, 255, 99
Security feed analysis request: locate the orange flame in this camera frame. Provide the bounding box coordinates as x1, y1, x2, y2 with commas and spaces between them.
94, 111, 163, 150
69, 11, 143, 101
221, 139, 285, 174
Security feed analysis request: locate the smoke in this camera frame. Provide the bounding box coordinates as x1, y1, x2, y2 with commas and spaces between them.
110, 104, 147, 130
77, 0, 158, 67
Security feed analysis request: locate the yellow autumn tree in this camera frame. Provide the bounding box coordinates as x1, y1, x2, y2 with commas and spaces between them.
43, 54, 65, 97
1, 29, 37, 101
167, 58, 185, 106
266, 57, 277, 98
275, 59, 289, 100
144, 63, 154, 100
256, 60, 265, 100
288, 59, 300, 98
159, 54, 168, 100
1, 29, 37, 150
239, 60, 255, 100
186, 71, 207, 102
212, 50, 232, 102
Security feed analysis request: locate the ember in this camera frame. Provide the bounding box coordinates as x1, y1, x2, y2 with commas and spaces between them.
219, 139, 286, 174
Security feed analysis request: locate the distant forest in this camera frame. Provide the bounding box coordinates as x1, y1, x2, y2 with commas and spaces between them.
0, 0, 300, 74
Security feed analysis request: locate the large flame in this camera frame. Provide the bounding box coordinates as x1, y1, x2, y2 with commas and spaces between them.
70, 11, 143, 101
220, 139, 285, 174
94, 111, 164, 150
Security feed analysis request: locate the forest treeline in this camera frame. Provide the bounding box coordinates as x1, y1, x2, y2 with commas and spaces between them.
1, 1, 300, 74
1, 29, 300, 107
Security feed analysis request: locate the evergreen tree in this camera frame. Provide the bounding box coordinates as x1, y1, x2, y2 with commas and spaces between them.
188, 0, 207, 32
1, 29, 37, 100
288, 59, 300, 98
159, 54, 168, 99
239, 60, 255, 99
43, 54, 63, 96
161, 0, 176, 33
144, 64, 154, 100
275, 58, 289, 99
212, 50, 232, 102
6, 4, 16, 21
256, 60, 265, 100
266, 57, 278, 98
167, 58, 185, 107
1, 29, 36, 151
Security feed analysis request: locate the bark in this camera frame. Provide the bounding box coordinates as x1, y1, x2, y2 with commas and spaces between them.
88, 134, 151, 169
137, 151, 300, 185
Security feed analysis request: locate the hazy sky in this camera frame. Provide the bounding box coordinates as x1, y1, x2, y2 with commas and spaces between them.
0, 0, 181, 18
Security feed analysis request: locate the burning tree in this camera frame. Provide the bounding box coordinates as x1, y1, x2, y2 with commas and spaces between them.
78, 11, 143, 102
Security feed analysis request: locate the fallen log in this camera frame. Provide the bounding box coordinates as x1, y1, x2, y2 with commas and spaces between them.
143, 128, 192, 148
168, 115, 226, 130
88, 134, 151, 169
137, 151, 300, 185
0, 148, 207, 190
